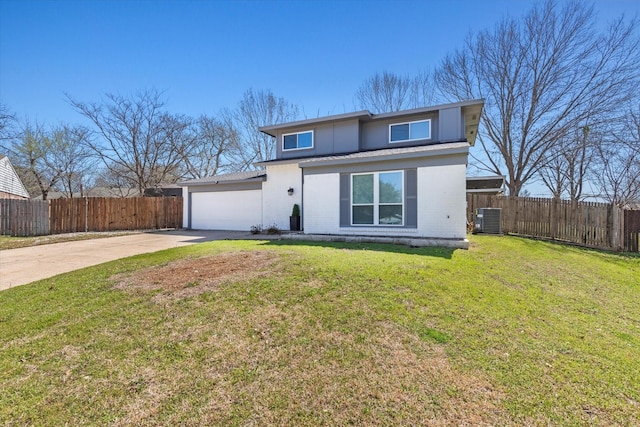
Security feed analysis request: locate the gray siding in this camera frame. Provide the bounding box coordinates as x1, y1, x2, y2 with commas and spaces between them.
405, 169, 417, 228
302, 152, 467, 176
276, 119, 360, 160
187, 181, 263, 193
360, 112, 439, 151
438, 106, 463, 142
263, 100, 483, 161
339, 174, 350, 227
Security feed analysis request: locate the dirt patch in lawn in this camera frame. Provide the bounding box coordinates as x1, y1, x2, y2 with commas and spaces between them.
113, 250, 280, 301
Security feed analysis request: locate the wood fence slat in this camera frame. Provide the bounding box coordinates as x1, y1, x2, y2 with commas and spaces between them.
47, 197, 182, 234
467, 194, 638, 252
0, 199, 49, 236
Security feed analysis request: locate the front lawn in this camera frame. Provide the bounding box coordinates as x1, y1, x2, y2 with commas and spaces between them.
1, 236, 638, 425
0, 231, 136, 250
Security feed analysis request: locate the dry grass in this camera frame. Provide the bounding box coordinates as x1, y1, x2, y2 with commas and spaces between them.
0, 231, 135, 250
113, 250, 281, 302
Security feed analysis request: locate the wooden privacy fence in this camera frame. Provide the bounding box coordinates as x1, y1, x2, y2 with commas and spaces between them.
466, 195, 636, 251
0, 199, 50, 236
50, 197, 183, 234
624, 210, 640, 252
0, 197, 182, 236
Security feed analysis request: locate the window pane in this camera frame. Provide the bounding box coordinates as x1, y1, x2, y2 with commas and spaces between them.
390, 124, 409, 141
298, 132, 312, 148
352, 174, 373, 204
283, 134, 297, 150
410, 121, 430, 140
379, 172, 402, 203
353, 205, 374, 224
379, 205, 402, 225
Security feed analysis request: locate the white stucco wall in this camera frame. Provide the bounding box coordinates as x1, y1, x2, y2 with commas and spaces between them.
302, 173, 340, 234
182, 186, 189, 228
262, 162, 302, 231
303, 162, 467, 239
417, 163, 467, 239
190, 189, 263, 230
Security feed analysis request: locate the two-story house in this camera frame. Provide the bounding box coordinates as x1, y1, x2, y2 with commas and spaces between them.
179, 99, 484, 248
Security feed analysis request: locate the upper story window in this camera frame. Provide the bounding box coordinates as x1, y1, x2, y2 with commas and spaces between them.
389, 119, 431, 143
283, 130, 313, 151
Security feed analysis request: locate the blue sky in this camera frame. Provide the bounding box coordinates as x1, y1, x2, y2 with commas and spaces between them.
3, 0, 637, 125
1, 0, 639, 194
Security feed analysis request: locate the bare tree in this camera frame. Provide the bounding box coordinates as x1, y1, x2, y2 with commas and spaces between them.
228, 88, 299, 170
593, 105, 640, 206
68, 90, 190, 195
0, 103, 16, 142
354, 70, 438, 113
8, 122, 61, 200
181, 115, 238, 179
51, 125, 96, 198
619, 104, 640, 155
435, 0, 640, 196
92, 165, 141, 197
539, 125, 599, 201
594, 141, 640, 206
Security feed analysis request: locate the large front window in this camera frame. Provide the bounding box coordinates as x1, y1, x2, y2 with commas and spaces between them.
283, 130, 313, 151
352, 171, 403, 226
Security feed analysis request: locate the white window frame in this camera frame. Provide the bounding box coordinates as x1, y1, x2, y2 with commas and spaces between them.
282, 130, 314, 151
351, 170, 404, 227
389, 119, 431, 143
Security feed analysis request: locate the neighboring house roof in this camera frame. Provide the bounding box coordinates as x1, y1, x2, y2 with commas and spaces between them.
466, 176, 506, 194
259, 99, 484, 146
0, 155, 30, 198
144, 183, 183, 197
33, 187, 138, 200
179, 170, 267, 187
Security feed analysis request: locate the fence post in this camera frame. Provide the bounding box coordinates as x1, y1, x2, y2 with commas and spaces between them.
608, 204, 619, 251
551, 198, 559, 240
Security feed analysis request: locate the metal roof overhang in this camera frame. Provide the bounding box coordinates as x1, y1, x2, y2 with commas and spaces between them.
298, 142, 470, 169
178, 174, 266, 187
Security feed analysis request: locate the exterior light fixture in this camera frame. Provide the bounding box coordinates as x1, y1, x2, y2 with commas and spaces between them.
288, 187, 294, 196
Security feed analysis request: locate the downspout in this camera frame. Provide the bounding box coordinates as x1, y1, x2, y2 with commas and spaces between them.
188, 192, 192, 230
301, 169, 304, 232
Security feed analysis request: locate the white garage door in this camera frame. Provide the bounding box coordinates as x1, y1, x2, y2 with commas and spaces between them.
190, 190, 262, 230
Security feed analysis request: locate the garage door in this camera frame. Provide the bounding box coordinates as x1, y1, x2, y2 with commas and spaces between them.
190, 190, 262, 230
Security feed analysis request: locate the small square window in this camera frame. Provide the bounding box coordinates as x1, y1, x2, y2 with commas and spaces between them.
410, 120, 430, 140
390, 124, 409, 142
298, 132, 312, 148
353, 205, 374, 225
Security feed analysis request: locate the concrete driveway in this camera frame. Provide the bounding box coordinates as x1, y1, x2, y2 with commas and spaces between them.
0, 230, 271, 291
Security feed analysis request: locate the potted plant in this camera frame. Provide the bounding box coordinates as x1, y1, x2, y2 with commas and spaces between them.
289, 203, 301, 231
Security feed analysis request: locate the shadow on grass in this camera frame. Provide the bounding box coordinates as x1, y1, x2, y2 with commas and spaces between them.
507, 233, 640, 259
258, 238, 456, 259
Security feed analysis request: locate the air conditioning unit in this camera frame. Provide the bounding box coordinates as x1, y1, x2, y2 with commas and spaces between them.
474, 208, 502, 235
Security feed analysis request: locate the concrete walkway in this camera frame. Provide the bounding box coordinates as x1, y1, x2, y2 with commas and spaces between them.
0, 230, 269, 291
